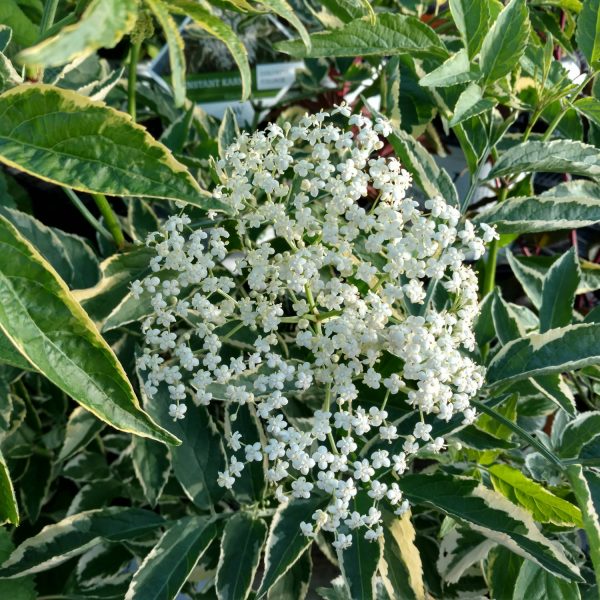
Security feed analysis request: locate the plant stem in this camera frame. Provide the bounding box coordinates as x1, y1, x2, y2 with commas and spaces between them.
63, 188, 112, 242
91, 193, 126, 249
472, 399, 564, 470
39, 0, 60, 35
481, 186, 507, 298
128, 40, 142, 121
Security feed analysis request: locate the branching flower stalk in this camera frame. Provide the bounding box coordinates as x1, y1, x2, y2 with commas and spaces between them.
135, 107, 497, 549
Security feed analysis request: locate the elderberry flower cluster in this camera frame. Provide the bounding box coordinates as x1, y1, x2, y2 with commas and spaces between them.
135, 106, 497, 549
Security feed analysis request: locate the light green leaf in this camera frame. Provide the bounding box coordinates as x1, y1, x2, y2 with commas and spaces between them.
576, 0, 600, 69
512, 560, 582, 600
449, 0, 490, 58
0, 448, 18, 526
382, 119, 459, 208
488, 140, 600, 179
19, 0, 138, 67
0, 215, 179, 446
379, 510, 425, 600
339, 492, 381, 600
58, 407, 104, 461
125, 517, 216, 600
480, 0, 530, 84
0, 85, 213, 208
131, 435, 170, 508
276, 14, 448, 59
487, 322, 600, 385
317, 0, 373, 23
488, 464, 583, 527
257, 496, 328, 596
0, 507, 164, 578
147, 0, 186, 108
450, 83, 495, 126
216, 512, 268, 600
420, 49, 476, 88
574, 96, 600, 127
474, 194, 600, 233
539, 248, 580, 332
165, 0, 251, 101
558, 412, 600, 458
259, 0, 311, 50
399, 472, 582, 581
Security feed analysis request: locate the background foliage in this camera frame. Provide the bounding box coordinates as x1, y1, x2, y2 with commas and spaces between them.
0, 0, 599, 598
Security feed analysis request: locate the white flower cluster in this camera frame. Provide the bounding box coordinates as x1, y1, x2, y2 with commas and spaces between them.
136, 106, 496, 549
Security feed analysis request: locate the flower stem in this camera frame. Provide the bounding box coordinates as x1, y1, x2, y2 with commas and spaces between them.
39, 0, 60, 35
91, 193, 125, 249
481, 186, 508, 299
128, 40, 142, 121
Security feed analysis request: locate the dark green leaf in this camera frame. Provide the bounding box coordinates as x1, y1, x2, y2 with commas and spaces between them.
216, 512, 267, 600
131, 436, 170, 507
0, 448, 18, 525
486, 546, 523, 600
58, 406, 105, 461
0, 507, 164, 577
125, 517, 216, 600
539, 248, 580, 332
513, 560, 581, 599
576, 0, 600, 69
449, 0, 490, 58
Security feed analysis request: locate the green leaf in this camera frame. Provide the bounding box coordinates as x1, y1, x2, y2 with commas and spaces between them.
0, 1, 37, 47
449, 83, 495, 126
513, 560, 582, 599
317, 0, 372, 23
0, 328, 31, 370
399, 472, 582, 581
131, 435, 170, 507
218, 107, 240, 158
530, 374, 576, 416
276, 14, 448, 59
0, 529, 35, 600
0, 85, 213, 209
453, 425, 518, 450
420, 49, 476, 88
125, 517, 216, 600
216, 512, 268, 600
0, 215, 179, 446
487, 323, 600, 385
486, 546, 523, 600
576, 0, 600, 69
474, 194, 600, 233
143, 382, 226, 508
257, 495, 328, 596
539, 248, 580, 332
379, 510, 425, 600
0, 507, 164, 577
20, 453, 52, 523
381, 119, 459, 208
488, 464, 583, 527
492, 289, 524, 345
267, 549, 312, 600
259, 0, 311, 51
574, 96, 600, 127
339, 492, 381, 600
165, 0, 251, 101
0, 448, 18, 525
506, 249, 542, 308
558, 412, 600, 458
566, 465, 600, 588
480, 0, 530, 84
146, 0, 186, 108
488, 140, 600, 179
19, 0, 138, 67
449, 0, 490, 58
437, 527, 495, 584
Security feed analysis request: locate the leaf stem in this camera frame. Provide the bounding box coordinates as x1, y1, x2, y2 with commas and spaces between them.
91, 193, 126, 249
63, 188, 112, 242
481, 186, 507, 298
128, 39, 142, 121
471, 399, 564, 470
